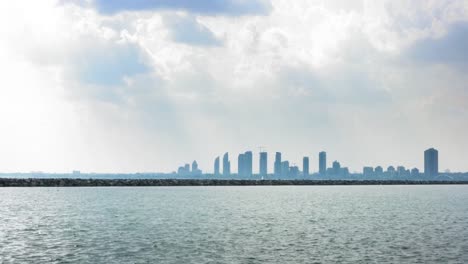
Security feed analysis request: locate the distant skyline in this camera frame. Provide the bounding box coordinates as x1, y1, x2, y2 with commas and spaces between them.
1, 1, 468, 173
205, 148, 439, 177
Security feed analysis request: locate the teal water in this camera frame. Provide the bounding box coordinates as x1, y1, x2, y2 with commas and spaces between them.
0, 186, 467, 263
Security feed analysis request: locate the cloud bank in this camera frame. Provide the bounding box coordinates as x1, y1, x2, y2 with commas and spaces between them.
1, 0, 468, 173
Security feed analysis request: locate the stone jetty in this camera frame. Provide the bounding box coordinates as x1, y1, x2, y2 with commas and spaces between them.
0, 178, 468, 187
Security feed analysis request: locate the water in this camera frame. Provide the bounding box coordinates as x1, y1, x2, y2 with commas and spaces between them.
1, 186, 467, 263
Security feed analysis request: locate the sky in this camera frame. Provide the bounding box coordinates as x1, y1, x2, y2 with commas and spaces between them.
0, 0, 468, 173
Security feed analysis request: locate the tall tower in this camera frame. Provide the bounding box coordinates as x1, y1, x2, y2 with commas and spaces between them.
259, 152, 267, 177
244, 151, 253, 177
223, 152, 230, 176
192, 160, 198, 171
238, 153, 245, 177
332, 160, 341, 175
214, 156, 220, 176
274, 152, 282, 177
424, 148, 438, 177
319, 151, 326, 175
281, 161, 289, 178
303, 157, 309, 177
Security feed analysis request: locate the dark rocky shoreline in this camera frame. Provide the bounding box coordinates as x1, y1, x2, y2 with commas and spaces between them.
1, 178, 468, 187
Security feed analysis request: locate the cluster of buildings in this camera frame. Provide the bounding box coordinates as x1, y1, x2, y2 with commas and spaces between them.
211, 150, 350, 178
177, 160, 202, 177
362, 166, 419, 178
273, 152, 303, 178
361, 148, 439, 178
180, 148, 440, 179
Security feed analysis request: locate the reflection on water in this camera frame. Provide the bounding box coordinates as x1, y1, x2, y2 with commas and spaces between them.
1, 186, 467, 263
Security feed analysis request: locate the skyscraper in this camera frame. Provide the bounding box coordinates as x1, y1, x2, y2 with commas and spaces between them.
177, 162, 192, 176
192, 160, 198, 171
424, 148, 438, 177
281, 161, 289, 177
289, 166, 299, 178
332, 160, 341, 176
191, 160, 202, 176
223, 152, 230, 176
214, 156, 220, 176
237, 151, 252, 177
397, 166, 406, 176
363, 166, 374, 177
375, 166, 383, 175
303, 157, 309, 177
319, 151, 326, 175
244, 151, 253, 177
259, 152, 267, 177
274, 152, 282, 177
238, 153, 245, 177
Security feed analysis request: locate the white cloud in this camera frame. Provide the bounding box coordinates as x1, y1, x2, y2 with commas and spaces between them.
163, 14, 221, 46
1, 0, 468, 173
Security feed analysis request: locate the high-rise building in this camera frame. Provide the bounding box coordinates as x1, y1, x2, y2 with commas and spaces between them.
191, 160, 202, 176
244, 151, 253, 177
375, 166, 383, 175
332, 160, 341, 175
290, 166, 299, 178
424, 148, 438, 177
238, 153, 245, 177
192, 160, 198, 171
397, 166, 406, 176
363, 166, 374, 177
281, 161, 289, 177
303, 157, 309, 176
319, 151, 326, 175
237, 151, 253, 177
178, 166, 187, 176
274, 152, 282, 177
223, 152, 230, 176
259, 152, 267, 177
341, 167, 349, 176
411, 168, 420, 177
177, 163, 191, 176
214, 157, 220, 176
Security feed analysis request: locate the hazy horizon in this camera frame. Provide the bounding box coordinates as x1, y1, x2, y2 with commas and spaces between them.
0, 148, 455, 175
1, 0, 468, 173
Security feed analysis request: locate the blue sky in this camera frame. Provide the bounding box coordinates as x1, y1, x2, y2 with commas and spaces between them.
0, 0, 467, 173
92, 0, 271, 15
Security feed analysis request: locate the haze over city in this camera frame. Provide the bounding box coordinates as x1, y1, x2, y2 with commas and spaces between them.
1, 0, 468, 173
2, 2, 468, 264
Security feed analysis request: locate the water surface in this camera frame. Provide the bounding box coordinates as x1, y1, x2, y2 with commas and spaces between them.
1, 185, 467, 263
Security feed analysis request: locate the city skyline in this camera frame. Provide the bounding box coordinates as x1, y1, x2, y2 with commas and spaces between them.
1, 1, 468, 173
0, 146, 456, 175
180, 148, 443, 177
0, 147, 459, 175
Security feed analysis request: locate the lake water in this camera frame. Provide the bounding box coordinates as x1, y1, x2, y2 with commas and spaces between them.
1, 185, 467, 263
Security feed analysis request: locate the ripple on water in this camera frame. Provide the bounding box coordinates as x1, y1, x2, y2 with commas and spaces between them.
0, 186, 468, 263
